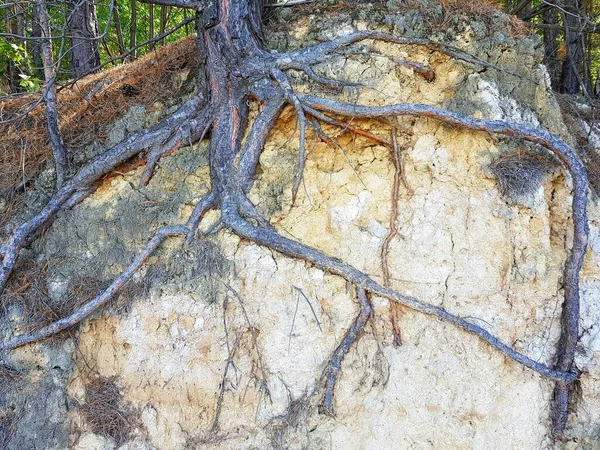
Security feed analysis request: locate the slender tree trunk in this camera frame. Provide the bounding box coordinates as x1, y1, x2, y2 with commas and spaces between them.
112, 0, 126, 56
149, 4, 155, 50
582, 0, 593, 92
159, 5, 167, 46
582, 32, 592, 94
31, 2, 44, 81
67, 0, 101, 78
543, 7, 560, 90
36, 0, 69, 187
129, 0, 137, 59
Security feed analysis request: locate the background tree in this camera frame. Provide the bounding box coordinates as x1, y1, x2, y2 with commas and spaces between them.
1, 0, 28, 92
559, 0, 586, 93
35, 0, 69, 187
67, 0, 101, 77
129, 0, 136, 59
505, 0, 600, 95
1, 0, 193, 94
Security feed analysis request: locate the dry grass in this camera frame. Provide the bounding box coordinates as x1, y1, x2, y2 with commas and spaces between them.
491, 152, 556, 198
0, 408, 20, 449
0, 255, 155, 346
80, 375, 138, 445
435, 0, 529, 38
439, 0, 500, 13
0, 364, 23, 385
0, 188, 24, 238
266, 396, 312, 449
0, 38, 197, 227
386, 0, 530, 39
108, 276, 153, 316
0, 362, 24, 448
0, 259, 53, 321
0, 260, 110, 344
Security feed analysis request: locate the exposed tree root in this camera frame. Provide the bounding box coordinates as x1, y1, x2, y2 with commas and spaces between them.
295, 94, 588, 438
223, 202, 578, 383
37, 0, 69, 189
303, 105, 391, 147
210, 297, 240, 437
308, 118, 367, 189
319, 288, 373, 416
381, 130, 407, 347
0, 94, 207, 294
0, 0, 589, 441
0, 224, 187, 350
291, 286, 323, 333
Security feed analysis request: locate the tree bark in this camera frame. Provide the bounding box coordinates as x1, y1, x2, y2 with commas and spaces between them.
36, 0, 69, 187
559, 0, 585, 94
159, 5, 168, 46
543, 6, 560, 90
31, 1, 44, 81
149, 4, 155, 50
129, 0, 137, 59
67, 0, 101, 78
112, 0, 126, 55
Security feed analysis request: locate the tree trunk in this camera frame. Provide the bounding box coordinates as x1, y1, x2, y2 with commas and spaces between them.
36, 0, 69, 187
31, 1, 44, 81
542, 6, 560, 90
112, 1, 126, 56
559, 0, 584, 94
67, 0, 101, 78
149, 4, 155, 50
129, 0, 137, 60
159, 5, 167, 46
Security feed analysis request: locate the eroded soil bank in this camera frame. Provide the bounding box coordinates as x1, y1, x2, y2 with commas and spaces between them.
1, 2, 600, 449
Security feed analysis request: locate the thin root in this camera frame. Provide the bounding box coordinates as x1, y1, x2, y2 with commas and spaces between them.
304, 105, 391, 147
0, 225, 188, 350
270, 69, 307, 203
381, 130, 404, 347
319, 287, 373, 416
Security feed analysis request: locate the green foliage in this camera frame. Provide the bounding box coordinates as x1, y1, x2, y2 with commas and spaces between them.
17, 73, 42, 91
501, 0, 600, 92
2, 0, 597, 94
1, 1, 195, 94
0, 40, 26, 65
0, 38, 41, 93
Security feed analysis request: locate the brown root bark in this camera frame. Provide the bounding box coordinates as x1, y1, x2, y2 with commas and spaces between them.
381, 130, 407, 347
0, 0, 588, 440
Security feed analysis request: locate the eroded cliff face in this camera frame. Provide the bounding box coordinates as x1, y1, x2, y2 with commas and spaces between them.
2, 3, 600, 450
